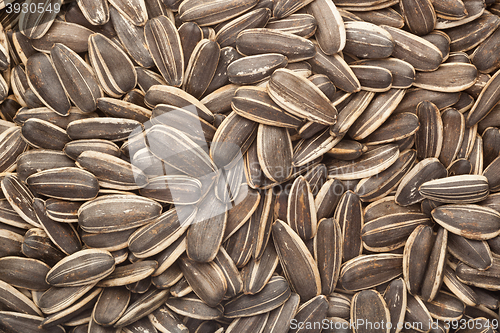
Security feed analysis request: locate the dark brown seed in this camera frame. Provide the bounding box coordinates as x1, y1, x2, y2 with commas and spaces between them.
307, 0, 345, 55
287, 176, 317, 240
415, 101, 443, 160
339, 254, 403, 291
351, 290, 390, 333
224, 275, 291, 318
0, 256, 50, 290
334, 191, 363, 262
184, 39, 220, 99
21, 118, 70, 151
420, 227, 448, 302
178, 255, 227, 308
114, 289, 170, 327
236, 28, 316, 63
448, 233, 492, 270
400, 0, 436, 35
78, 194, 162, 233
382, 25, 443, 71
50, 43, 102, 114
314, 218, 342, 296
344, 21, 394, 59
431, 204, 500, 240
395, 158, 448, 206
179, 0, 259, 26
272, 219, 320, 301
403, 225, 435, 295
88, 33, 137, 98
46, 249, 115, 287
383, 278, 407, 333
92, 287, 130, 326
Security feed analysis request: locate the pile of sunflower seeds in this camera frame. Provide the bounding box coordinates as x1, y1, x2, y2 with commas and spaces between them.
2, 0, 500, 332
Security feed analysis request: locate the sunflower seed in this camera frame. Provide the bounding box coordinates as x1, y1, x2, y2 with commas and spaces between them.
1, 174, 40, 228
128, 206, 196, 258
46, 249, 115, 287
432, 204, 500, 240
21, 118, 70, 151
0, 256, 50, 290
404, 294, 433, 332
236, 28, 315, 63
21, 228, 66, 266
314, 218, 342, 296
334, 190, 363, 261
351, 290, 390, 333
456, 257, 500, 291
265, 13, 316, 39
307, 0, 345, 55
224, 275, 291, 318
0, 312, 65, 333
344, 21, 394, 59
179, 0, 258, 26
420, 227, 448, 302
97, 261, 157, 287
25, 53, 69, 116
339, 254, 403, 291
76, 151, 148, 190
403, 225, 435, 295
78, 194, 162, 233
166, 293, 223, 320
395, 158, 448, 206
443, 265, 478, 307
287, 176, 317, 240
216, 8, 271, 48
382, 25, 443, 71
67, 118, 142, 142
88, 33, 137, 98
114, 288, 170, 328
0, 279, 41, 316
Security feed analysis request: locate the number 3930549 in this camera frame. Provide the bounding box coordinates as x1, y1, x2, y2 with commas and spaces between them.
5, 1, 60, 14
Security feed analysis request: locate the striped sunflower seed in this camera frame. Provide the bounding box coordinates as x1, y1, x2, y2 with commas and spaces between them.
128, 206, 196, 258
210, 112, 257, 168
21, 228, 65, 266
339, 254, 403, 291
224, 275, 291, 318
37, 283, 96, 315
228, 54, 287, 85
419, 175, 489, 204
308, 46, 361, 93
183, 39, 220, 99
76, 151, 148, 190
344, 21, 394, 59
265, 13, 316, 39
328, 144, 400, 180
236, 28, 316, 63
179, 0, 258, 26
78, 194, 162, 233
350, 290, 390, 333
50, 43, 102, 114
432, 204, 500, 240
166, 293, 223, 320
88, 33, 137, 98
0, 127, 27, 173
307, 0, 345, 55
456, 257, 500, 291
0, 279, 42, 316
146, 124, 216, 177
420, 227, 448, 302
314, 218, 342, 295
186, 194, 227, 262
21, 118, 70, 151
382, 25, 443, 71
448, 232, 492, 271
0, 312, 65, 333
289, 295, 328, 333
27, 167, 99, 201
383, 278, 406, 333
403, 225, 434, 295
395, 158, 447, 206
114, 289, 170, 328
46, 249, 115, 287
0, 256, 50, 290
97, 261, 157, 287
287, 176, 317, 240
334, 190, 363, 262
33, 198, 82, 256
362, 210, 432, 252
268, 68, 337, 125
1, 174, 40, 228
